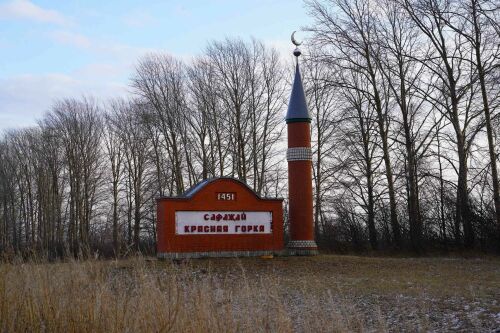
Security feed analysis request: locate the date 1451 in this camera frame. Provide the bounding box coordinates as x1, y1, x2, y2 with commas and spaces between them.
216, 192, 236, 201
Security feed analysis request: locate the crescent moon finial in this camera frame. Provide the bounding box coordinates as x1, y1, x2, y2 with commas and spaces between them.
291, 31, 302, 46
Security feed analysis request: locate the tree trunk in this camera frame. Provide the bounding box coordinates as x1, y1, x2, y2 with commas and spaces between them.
471, 0, 500, 235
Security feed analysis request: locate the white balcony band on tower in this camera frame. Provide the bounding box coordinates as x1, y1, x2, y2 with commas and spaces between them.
286, 147, 312, 161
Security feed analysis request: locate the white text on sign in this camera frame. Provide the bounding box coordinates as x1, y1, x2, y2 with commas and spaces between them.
175, 211, 272, 235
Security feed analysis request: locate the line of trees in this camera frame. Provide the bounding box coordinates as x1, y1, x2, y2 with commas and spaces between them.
305, 0, 499, 252
0, 0, 499, 258
0, 39, 287, 258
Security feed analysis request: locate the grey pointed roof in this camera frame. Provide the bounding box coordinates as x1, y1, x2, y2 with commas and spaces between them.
286, 63, 311, 123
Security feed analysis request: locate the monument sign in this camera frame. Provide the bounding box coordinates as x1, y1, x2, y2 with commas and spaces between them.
157, 32, 318, 259
157, 178, 284, 259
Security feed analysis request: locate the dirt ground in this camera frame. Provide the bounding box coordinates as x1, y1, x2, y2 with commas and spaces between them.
2, 254, 499, 332
151, 254, 500, 332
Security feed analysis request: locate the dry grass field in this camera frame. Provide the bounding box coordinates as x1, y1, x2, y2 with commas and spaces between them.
1, 254, 499, 332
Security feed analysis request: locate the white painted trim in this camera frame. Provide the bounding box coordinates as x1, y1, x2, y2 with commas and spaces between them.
287, 147, 312, 161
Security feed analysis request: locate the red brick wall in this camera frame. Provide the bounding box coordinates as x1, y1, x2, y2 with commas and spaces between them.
157, 178, 284, 254
287, 122, 311, 147
288, 160, 314, 241
287, 121, 316, 245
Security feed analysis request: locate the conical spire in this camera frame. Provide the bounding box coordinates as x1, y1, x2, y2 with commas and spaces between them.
286, 61, 310, 123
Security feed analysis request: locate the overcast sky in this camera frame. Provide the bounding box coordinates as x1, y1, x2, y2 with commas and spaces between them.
0, 0, 311, 131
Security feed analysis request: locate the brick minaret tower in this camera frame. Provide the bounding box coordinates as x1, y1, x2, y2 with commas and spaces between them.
286, 38, 318, 255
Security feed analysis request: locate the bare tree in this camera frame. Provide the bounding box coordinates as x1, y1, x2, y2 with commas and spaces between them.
205, 39, 252, 181
187, 57, 219, 181
103, 102, 125, 256
441, 0, 500, 236
307, 0, 403, 248
132, 54, 187, 195
399, 0, 485, 247
337, 69, 383, 250
110, 100, 151, 252
44, 97, 103, 257
374, 0, 444, 251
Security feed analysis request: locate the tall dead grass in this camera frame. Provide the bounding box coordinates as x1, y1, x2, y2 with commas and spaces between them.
0, 257, 373, 333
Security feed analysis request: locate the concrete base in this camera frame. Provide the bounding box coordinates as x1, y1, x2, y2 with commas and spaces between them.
286, 239, 319, 256
287, 248, 319, 256
158, 250, 287, 260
